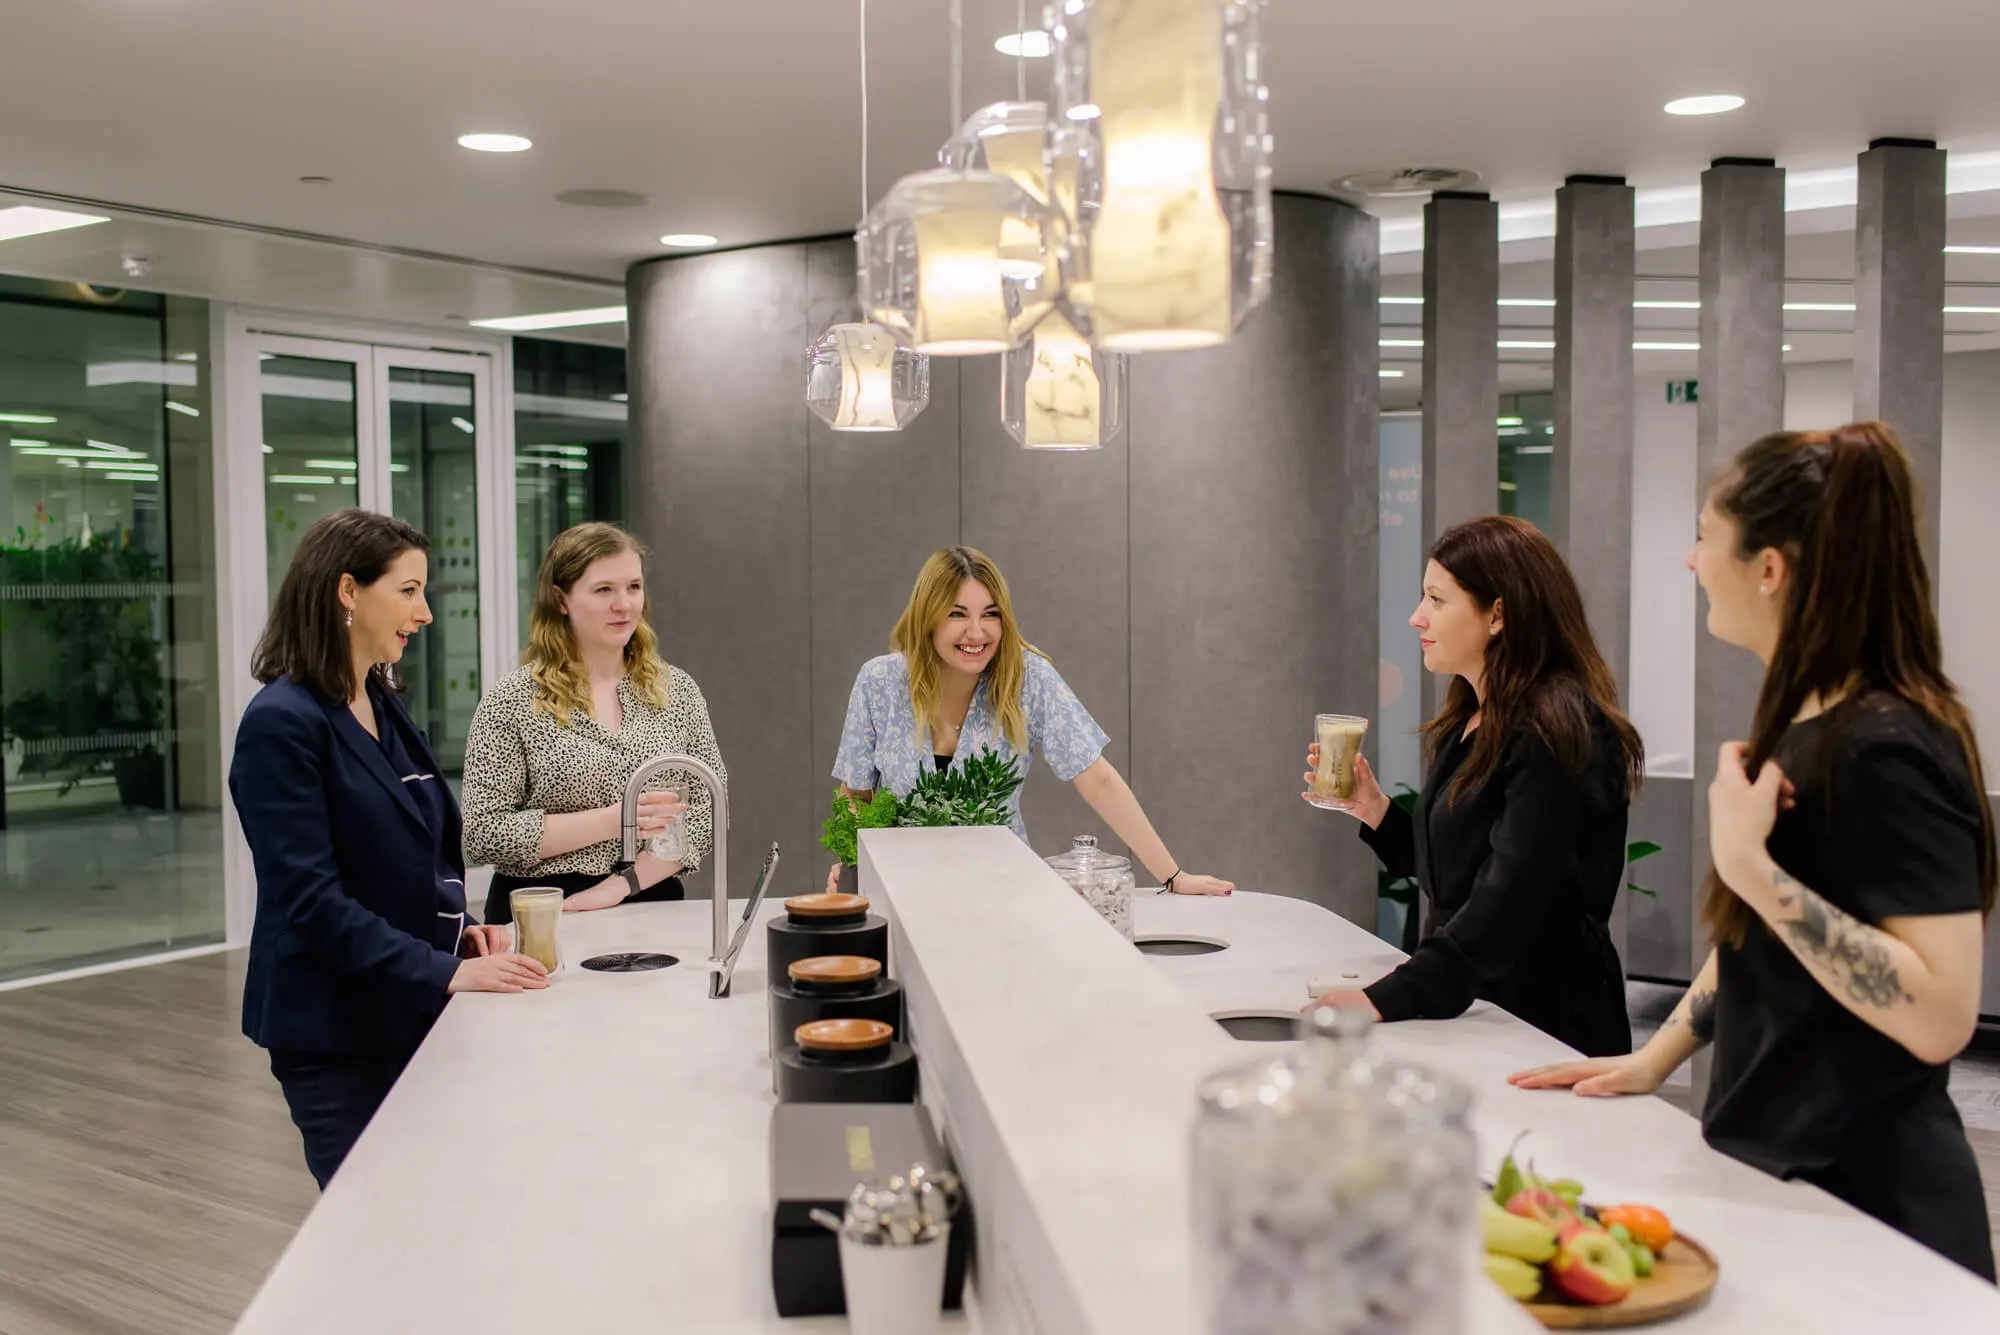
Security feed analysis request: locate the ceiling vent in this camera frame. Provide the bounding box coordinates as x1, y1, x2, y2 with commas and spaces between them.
556, 190, 649, 209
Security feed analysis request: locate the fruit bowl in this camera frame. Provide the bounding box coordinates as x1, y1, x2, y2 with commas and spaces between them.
1520, 1228, 1717, 1329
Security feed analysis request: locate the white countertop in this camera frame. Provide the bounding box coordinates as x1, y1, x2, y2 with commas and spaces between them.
232, 896, 967, 1335
1130, 889, 2000, 1332
233, 837, 2000, 1334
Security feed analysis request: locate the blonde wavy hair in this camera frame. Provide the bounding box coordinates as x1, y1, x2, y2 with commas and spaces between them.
891, 546, 1045, 753
526, 523, 669, 725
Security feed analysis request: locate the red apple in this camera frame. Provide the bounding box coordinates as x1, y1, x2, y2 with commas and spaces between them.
1549, 1226, 1637, 1306
1506, 1188, 1581, 1233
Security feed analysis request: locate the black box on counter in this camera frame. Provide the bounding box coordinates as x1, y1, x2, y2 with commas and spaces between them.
769, 1102, 971, 1317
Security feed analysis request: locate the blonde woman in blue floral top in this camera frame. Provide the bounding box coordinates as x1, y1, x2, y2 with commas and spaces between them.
831, 546, 1233, 896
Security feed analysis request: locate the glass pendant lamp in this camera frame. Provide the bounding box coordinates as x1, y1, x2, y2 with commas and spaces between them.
1046, 0, 1273, 352
805, 0, 931, 432
1001, 308, 1126, 451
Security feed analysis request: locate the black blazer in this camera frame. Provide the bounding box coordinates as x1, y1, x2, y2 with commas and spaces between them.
231, 676, 467, 1057
1361, 705, 1633, 1057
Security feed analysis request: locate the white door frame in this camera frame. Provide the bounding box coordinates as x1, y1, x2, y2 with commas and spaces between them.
214, 307, 518, 945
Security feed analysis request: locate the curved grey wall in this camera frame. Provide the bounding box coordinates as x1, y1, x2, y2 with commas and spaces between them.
627, 194, 1380, 921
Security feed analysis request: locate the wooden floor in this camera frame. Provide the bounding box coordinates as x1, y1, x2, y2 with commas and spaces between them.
0, 956, 1994, 1335
0, 951, 316, 1335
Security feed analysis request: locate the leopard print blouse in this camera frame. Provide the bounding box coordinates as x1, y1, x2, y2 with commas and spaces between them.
460, 662, 725, 877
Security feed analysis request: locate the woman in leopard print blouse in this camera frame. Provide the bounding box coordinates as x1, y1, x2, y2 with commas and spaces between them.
461, 523, 726, 923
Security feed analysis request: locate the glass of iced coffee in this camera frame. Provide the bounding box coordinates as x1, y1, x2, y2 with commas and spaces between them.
509, 887, 564, 976
1307, 714, 1369, 809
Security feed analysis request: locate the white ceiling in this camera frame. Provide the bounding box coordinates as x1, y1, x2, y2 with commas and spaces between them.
3, 0, 2000, 337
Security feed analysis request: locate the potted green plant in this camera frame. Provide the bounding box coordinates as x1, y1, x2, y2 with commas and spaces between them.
0, 532, 169, 805
817, 748, 1027, 894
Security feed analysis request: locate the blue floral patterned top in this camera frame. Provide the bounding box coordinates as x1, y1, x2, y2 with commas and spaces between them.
832, 651, 1110, 840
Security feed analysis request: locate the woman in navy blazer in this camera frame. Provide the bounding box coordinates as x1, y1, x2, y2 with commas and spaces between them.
232, 509, 548, 1188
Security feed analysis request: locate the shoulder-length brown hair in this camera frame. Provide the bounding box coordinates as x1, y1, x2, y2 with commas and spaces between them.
1422, 516, 1644, 801
525, 523, 670, 725
252, 509, 430, 702
1701, 422, 1997, 946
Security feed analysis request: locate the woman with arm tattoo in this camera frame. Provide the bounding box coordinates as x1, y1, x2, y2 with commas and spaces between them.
1512, 422, 1995, 1281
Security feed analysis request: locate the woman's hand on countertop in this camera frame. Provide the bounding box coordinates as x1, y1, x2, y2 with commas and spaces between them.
458, 924, 512, 957
1170, 872, 1235, 896
1304, 987, 1380, 1019
1507, 1052, 1666, 1098
1301, 745, 1391, 829
448, 952, 549, 994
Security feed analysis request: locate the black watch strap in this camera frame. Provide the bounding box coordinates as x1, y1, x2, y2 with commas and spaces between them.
614, 860, 644, 898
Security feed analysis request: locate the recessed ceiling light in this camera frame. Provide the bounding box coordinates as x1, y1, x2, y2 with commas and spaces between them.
1944, 244, 2000, 255
469, 306, 627, 332
0, 413, 56, 424
457, 133, 533, 153
1664, 94, 1746, 117
0, 205, 111, 242
995, 31, 1052, 57
659, 233, 719, 248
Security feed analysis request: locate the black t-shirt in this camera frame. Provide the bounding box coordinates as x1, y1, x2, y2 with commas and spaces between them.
1702, 692, 1994, 1279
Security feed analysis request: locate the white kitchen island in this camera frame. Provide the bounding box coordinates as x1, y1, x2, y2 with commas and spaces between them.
232, 827, 2000, 1333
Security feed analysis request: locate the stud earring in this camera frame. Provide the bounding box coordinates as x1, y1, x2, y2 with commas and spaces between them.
1758, 586, 1770, 597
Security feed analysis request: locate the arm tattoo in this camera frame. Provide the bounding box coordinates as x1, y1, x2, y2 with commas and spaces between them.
1769, 866, 1915, 1009
1657, 988, 1718, 1050
1687, 989, 1718, 1045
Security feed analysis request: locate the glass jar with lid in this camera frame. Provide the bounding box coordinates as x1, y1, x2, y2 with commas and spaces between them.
1191, 1006, 1476, 1334
1044, 834, 1135, 940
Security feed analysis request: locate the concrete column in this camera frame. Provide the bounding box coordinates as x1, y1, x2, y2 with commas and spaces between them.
1421, 191, 1498, 717
1692, 158, 1786, 1091
1128, 194, 1380, 924
1854, 138, 1946, 580
1552, 174, 1636, 966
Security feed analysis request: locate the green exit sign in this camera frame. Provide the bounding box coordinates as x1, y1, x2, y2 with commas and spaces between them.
1667, 379, 1699, 404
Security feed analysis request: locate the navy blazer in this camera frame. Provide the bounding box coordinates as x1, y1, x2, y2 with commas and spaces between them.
231, 676, 468, 1057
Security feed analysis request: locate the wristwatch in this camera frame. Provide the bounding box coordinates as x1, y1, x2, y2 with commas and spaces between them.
614, 860, 644, 900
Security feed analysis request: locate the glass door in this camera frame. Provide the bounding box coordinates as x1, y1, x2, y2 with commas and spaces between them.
376, 354, 496, 774
220, 315, 515, 941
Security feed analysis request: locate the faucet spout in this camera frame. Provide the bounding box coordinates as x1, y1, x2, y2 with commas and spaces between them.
620, 753, 729, 961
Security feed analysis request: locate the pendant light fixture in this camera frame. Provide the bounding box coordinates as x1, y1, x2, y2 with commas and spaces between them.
1046, 0, 1273, 352
805, 0, 930, 432
857, 0, 1056, 356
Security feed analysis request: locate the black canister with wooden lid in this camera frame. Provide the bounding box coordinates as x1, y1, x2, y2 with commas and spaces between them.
775, 1018, 918, 1105
766, 892, 889, 981
767, 955, 904, 1090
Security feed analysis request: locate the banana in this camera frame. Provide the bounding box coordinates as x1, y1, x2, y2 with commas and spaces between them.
1481, 1194, 1559, 1262
1483, 1251, 1545, 1300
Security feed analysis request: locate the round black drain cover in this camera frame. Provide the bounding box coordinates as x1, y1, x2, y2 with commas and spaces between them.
1214, 1012, 1300, 1042
580, 953, 680, 973
1136, 935, 1228, 956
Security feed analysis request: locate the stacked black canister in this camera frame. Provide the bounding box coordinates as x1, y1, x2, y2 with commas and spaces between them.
768, 893, 914, 1105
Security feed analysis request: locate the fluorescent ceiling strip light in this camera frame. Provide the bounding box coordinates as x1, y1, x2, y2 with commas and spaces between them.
270, 474, 337, 484
165, 400, 200, 417
1946, 244, 2000, 255
83, 459, 155, 471
1784, 302, 1855, 312
87, 361, 199, 388
1497, 298, 1556, 307
1498, 340, 1555, 349
450, 416, 475, 434
0, 413, 56, 424
1634, 300, 1701, 310
8, 439, 49, 448
469, 306, 626, 332
1497, 416, 1524, 426
0, 205, 111, 242
515, 393, 628, 421
1378, 369, 1405, 377
1944, 305, 2000, 314
1634, 341, 1701, 351
103, 472, 156, 482
1379, 338, 1424, 348
305, 459, 357, 471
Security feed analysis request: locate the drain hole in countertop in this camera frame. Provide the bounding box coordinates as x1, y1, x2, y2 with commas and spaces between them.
1136, 934, 1229, 956
580, 953, 680, 973
1212, 1010, 1301, 1042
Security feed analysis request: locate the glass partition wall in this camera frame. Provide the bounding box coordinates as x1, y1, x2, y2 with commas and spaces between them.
0, 281, 224, 982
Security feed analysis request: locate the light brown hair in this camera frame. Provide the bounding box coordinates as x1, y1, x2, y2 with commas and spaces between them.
525, 523, 669, 724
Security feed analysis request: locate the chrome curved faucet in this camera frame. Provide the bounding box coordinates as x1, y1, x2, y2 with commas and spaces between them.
619, 753, 728, 961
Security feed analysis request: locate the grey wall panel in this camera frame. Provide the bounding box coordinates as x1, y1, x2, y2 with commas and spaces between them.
628, 247, 815, 898
1624, 776, 1694, 983
805, 238, 965, 865
959, 351, 1132, 860
1128, 195, 1380, 921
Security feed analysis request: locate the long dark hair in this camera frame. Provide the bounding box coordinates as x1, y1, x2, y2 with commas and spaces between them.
252, 509, 430, 702
1421, 516, 1644, 800
1702, 422, 1996, 945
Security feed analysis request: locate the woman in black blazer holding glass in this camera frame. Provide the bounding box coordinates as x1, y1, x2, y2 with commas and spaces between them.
1304, 516, 1643, 1057
232, 509, 547, 1189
